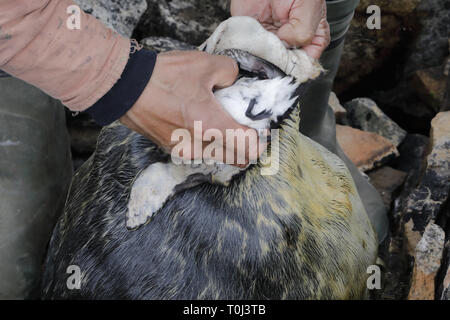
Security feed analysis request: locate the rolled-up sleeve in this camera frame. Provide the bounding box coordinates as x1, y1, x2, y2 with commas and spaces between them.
0, 0, 131, 111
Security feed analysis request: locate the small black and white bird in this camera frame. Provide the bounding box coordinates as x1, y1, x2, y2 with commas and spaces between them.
126, 17, 322, 229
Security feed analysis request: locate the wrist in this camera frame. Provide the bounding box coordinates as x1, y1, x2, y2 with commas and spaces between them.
86, 45, 157, 126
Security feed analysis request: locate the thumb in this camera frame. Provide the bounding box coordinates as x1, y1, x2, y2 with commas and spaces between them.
208, 54, 239, 89
277, 0, 325, 48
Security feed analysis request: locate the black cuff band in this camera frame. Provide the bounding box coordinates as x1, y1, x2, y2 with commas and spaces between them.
86, 48, 157, 126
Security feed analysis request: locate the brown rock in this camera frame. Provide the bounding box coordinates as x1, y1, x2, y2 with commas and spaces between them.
413, 66, 448, 112
442, 267, 450, 300
408, 223, 445, 300
328, 92, 347, 123
368, 167, 407, 209
336, 125, 399, 172
335, 14, 402, 93
357, 0, 421, 16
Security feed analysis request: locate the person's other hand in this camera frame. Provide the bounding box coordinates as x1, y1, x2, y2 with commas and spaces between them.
120, 51, 262, 167
231, 0, 330, 59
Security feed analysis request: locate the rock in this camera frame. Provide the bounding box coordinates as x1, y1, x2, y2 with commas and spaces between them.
403, 112, 450, 255
429, 112, 450, 167
336, 125, 399, 172
439, 241, 450, 300
443, 55, 450, 112
141, 36, 196, 53
391, 134, 429, 225
328, 92, 347, 123
442, 267, 450, 300
404, 0, 450, 76
374, 85, 436, 134
335, 13, 403, 93
413, 65, 449, 113
357, 0, 421, 16
392, 134, 429, 174
373, 236, 411, 300
408, 223, 445, 300
66, 112, 101, 168
74, 0, 147, 37
343, 98, 407, 147
338, 1, 448, 134
136, 0, 230, 46
68, 126, 100, 156
368, 167, 407, 210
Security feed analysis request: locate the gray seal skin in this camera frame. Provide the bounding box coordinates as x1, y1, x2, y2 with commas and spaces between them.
41, 51, 378, 300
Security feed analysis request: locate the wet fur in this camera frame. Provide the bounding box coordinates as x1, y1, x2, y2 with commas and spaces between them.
41, 108, 377, 299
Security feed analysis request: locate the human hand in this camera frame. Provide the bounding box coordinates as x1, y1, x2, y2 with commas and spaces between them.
231, 0, 330, 59
120, 50, 262, 167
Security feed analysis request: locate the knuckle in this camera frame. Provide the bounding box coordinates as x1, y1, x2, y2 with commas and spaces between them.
230, 59, 239, 76
298, 30, 315, 44
195, 51, 213, 66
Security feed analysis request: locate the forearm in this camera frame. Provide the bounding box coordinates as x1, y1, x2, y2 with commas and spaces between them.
0, 0, 130, 112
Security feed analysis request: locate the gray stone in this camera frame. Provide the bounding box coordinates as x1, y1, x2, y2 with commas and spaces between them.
141, 36, 196, 53
137, 0, 230, 46
402, 112, 450, 255
415, 223, 445, 274
408, 223, 445, 300
439, 241, 450, 300
74, 0, 147, 37
391, 134, 429, 225
404, 0, 450, 75
343, 98, 407, 147
441, 270, 450, 300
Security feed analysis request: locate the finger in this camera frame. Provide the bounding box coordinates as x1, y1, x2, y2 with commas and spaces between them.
277, 0, 326, 48
230, 0, 268, 19
271, 0, 294, 23
302, 18, 330, 59
208, 54, 239, 89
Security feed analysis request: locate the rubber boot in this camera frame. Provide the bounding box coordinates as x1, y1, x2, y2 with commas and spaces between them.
299, 0, 389, 242
0, 75, 72, 299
